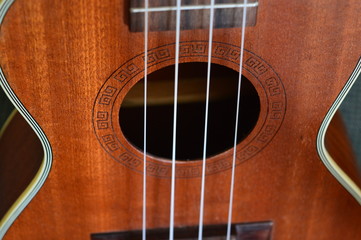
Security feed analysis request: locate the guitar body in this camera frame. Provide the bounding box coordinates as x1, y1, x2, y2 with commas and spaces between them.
1, 0, 361, 239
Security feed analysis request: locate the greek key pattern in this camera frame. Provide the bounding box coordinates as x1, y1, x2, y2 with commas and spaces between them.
180, 43, 207, 56
98, 86, 117, 105
176, 166, 200, 178
145, 48, 171, 64
271, 102, 283, 119
93, 41, 286, 178
245, 57, 268, 75
257, 125, 277, 143
102, 134, 120, 152
214, 45, 241, 61
206, 160, 232, 175
119, 152, 142, 168
96, 111, 109, 129
114, 63, 140, 82
237, 145, 260, 162
146, 162, 169, 176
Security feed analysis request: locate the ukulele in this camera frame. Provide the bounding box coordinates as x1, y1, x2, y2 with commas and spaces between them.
1, 0, 361, 239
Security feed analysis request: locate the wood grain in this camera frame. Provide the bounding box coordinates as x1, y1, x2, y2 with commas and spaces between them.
0, 0, 361, 239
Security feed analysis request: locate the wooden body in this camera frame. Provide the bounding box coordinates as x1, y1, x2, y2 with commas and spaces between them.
0, 0, 361, 239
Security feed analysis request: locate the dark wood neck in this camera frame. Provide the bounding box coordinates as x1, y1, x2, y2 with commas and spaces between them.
129, 0, 259, 32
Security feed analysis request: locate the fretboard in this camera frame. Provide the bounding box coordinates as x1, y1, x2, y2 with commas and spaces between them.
129, 0, 259, 32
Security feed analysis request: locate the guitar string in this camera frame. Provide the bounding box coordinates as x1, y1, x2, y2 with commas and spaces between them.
142, 1, 247, 239
226, 1, 248, 239
198, 0, 215, 239
169, 0, 182, 239
131, 2, 259, 13
142, 0, 149, 240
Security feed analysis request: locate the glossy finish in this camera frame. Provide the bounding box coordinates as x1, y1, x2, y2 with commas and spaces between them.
1, 0, 361, 239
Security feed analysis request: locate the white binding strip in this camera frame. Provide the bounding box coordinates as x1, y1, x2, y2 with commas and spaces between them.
198, 0, 215, 239
142, 0, 149, 239
226, 1, 248, 239
169, 0, 182, 239
317, 59, 361, 205
0, 109, 16, 140
0, 0, 53, 239
130, 2, 258, 13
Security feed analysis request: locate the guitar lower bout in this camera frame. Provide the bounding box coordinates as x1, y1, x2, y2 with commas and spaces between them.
1, 0, 361, 239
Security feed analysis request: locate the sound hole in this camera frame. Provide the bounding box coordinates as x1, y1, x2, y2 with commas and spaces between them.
119, 62, 260, 161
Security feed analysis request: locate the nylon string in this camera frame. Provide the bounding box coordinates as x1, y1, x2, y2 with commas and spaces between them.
198, 0, 215, 239
142, 1, 248, 239
169, 0, 182, 239
226, 1, 248, 239
142, 0, 149, 240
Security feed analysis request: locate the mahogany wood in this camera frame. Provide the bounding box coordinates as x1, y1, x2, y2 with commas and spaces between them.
1, 0, 361, 239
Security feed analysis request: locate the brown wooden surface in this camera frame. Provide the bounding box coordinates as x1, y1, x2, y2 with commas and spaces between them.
0, 112, 43, 219
1, 0, 361, 239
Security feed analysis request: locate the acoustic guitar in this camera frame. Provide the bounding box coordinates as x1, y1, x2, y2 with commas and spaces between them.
1, 0, 361, 239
